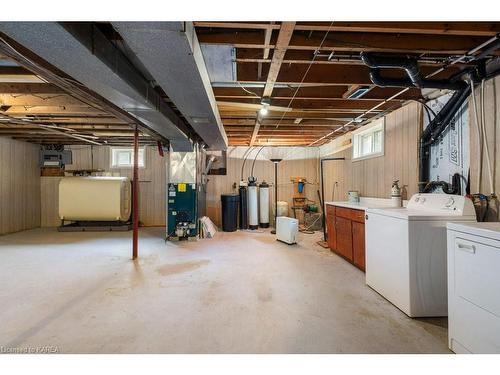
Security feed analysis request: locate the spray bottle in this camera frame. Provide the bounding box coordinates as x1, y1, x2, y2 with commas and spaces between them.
391, 180, 402, 207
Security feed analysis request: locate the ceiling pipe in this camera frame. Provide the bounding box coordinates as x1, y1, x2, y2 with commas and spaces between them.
360, 52, 467, 90
0, 112, 103, 145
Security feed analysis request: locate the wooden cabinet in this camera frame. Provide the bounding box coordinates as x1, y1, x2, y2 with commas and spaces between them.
352, 221, 366, 270
326, 204, 366, 271
335, 216, 353, 261
326, 205, 336, 250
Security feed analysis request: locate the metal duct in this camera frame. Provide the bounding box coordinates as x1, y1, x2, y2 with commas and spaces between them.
0, 22, 193, 151
112, 22, 228, 151
360, 52, 466, 90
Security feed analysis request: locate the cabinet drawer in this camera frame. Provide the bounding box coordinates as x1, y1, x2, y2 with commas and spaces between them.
350, 209, 365, 223
335, 207, 352, 219
326, 204, 335, 217
454, 237, 500, 317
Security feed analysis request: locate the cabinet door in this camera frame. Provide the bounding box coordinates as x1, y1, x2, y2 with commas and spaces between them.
335, 216, 353, 261
352, 221, 366, 271
326, 205, 336, 250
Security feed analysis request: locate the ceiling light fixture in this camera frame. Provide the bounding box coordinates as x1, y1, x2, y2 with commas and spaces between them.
259, 96, 271, 116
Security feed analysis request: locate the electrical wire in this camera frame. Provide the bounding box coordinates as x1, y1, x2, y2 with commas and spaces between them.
470, 78, 484, 192
240, 146, 255, 181
237, 81, 261, 98
250, 146, 266, 177
480, 79, 495, 195
274, 22, 335, 131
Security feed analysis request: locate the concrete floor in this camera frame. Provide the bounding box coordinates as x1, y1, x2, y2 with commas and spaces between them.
0, 227, 450, 354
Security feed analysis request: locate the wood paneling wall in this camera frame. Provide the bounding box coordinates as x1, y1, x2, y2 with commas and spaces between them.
206, 146, 320, 227
40, 145, 166, 227
320, 102, 422, 202
469, 76, 500, 220
0, 137, 40, 235
40, 176, 63, 227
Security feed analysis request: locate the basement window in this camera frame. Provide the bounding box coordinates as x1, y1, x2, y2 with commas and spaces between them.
110, 147, 145, 168
352, 118, 385, 161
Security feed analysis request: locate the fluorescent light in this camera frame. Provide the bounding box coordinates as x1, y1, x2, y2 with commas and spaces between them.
259, 106, 268, 116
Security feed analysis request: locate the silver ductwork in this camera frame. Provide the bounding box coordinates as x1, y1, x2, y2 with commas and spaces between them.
0, 22, 194, 151
112, 22, 228, 151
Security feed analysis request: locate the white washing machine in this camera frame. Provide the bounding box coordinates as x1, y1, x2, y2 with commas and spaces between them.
365, 194, 476, 317
447, 222, 500, 353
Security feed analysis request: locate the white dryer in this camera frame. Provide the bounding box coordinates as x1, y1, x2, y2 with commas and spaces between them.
447, 222, 500, 353
365, 194, 476, 317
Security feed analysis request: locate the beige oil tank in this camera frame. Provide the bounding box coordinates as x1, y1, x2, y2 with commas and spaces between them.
59, 177, 132, 221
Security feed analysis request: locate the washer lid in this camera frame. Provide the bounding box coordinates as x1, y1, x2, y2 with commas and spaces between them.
366, 207, 477, 221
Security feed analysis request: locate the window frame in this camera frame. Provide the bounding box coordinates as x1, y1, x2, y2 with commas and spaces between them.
110, 146, 146, 169
351, 118, 385, 161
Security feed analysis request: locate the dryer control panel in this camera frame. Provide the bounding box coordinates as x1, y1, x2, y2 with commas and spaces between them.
407, 194, 475, 216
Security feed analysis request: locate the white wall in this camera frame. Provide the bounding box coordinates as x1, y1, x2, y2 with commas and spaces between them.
205, 146, 320, 226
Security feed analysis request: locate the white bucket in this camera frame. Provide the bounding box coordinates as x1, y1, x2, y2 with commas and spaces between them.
277, 201, 289, 217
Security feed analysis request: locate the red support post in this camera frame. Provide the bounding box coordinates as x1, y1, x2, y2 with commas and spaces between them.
132, 126, 139, 259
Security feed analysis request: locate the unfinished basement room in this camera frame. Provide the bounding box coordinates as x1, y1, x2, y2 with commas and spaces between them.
1, 2, 500, 372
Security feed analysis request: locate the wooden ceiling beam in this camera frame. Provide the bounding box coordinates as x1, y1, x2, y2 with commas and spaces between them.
262, 22, 295, 98
0, 124, 134, 131
235, 48, 476, 63
219, 97, 401, 110
222, 119, 348, 126
27, 117, 127, 124
4, 106, 108, 116
250, 22, 295, 146
0, 83, 65, 94
195, 22, 281, 31
236, 61, 459, 84
197, 29, 492, 55
0, 93, 93, 107
220, 112, 378, 120
196, 22, 500, 36
213, 86, 423, 101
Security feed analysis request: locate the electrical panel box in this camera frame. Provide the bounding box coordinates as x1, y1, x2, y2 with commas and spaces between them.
39, 149, 72, 167
167, 182, 198, 240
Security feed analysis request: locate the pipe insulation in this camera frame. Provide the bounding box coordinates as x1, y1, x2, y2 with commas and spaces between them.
59, 177, 132, 221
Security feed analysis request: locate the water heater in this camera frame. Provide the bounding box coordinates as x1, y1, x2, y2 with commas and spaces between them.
248, 176, 259, 230
259, 181, 270, 228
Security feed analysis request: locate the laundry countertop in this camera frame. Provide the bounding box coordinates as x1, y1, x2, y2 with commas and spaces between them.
325, 197, 404, 211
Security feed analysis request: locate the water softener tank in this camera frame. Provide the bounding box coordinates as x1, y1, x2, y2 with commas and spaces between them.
248, 177, 259, 230
259, 181, 270, 228
238, 182, 248, 230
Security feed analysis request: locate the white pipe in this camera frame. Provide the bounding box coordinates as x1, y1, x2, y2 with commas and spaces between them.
480, 79, 495, 194
470, 79, 483, 192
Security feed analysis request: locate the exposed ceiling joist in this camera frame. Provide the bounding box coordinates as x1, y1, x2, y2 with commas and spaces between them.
250, 22, 295, 146
194, 22, 500, 37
